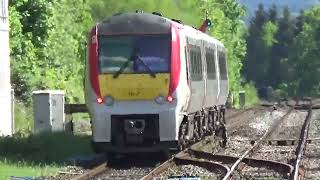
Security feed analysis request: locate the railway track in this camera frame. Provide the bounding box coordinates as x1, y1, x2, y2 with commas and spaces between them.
292, 100, 315, 180
67, 99, 317, 180
303, 106, 320, 179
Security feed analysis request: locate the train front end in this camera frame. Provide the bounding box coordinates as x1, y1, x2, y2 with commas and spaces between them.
84, 12, 182, 153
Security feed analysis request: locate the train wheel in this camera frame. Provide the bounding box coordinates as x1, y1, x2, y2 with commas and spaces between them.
194, 118, 201, 141
178, 122, 188, 151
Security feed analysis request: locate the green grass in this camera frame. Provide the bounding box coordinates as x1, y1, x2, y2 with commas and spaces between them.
0, 132, 93, 179
0, 132, 93, 163
0, 158, 59, 180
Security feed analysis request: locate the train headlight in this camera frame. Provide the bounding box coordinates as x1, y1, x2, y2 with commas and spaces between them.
104, 95, 114, 106
155, 95, 166, 104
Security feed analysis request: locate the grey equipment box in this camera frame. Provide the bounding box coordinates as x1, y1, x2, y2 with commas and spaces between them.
33, 90, 65, 133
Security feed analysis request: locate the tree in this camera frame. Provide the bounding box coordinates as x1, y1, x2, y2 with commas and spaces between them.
290, 7, 320, 96
268, 4, 278, 23
9, 0, 92, 103
242, 4, 269, 87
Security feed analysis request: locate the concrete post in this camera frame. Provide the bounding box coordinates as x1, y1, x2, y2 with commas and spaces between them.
0, 0, 12, 136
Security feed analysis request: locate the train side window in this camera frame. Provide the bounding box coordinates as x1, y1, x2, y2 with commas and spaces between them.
196, 46, 202, 81
190, 46, 197, 81
219, 50, 228, 80
189, 44, 203, 81
205, 47, 216, 80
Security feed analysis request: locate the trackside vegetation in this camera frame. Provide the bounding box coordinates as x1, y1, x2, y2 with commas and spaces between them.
242, 4, 320, 98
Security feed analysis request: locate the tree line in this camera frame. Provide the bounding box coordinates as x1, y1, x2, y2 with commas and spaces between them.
10, 0, 250, 107
242, 4, 320, 98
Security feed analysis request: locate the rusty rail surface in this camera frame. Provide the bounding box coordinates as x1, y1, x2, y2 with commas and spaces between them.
222, 107, 294, 180
71, 162, 108, 180
293, 101, 313, 180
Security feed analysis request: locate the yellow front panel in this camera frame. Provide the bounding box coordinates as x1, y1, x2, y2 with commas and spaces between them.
99, 73, 170, 100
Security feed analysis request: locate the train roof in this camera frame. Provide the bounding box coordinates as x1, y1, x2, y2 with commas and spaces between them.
97, 12, 224, 48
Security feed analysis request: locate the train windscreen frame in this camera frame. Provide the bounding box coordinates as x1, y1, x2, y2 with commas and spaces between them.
98, 34, 171, 75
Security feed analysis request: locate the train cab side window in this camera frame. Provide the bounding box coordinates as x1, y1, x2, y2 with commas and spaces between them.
185, 47, 189, 81
205, 47, 216, 80
218, 50, 228, 80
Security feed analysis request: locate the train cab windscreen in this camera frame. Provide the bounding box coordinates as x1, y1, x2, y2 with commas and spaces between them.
98, 35, 171, 76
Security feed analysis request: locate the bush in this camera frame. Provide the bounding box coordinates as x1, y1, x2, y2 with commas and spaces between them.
14, 100, 33, 135
242, 82, 260, 108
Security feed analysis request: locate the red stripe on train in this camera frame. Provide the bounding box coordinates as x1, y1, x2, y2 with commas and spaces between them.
89, 26, 102, 99
168, 23, 181, 100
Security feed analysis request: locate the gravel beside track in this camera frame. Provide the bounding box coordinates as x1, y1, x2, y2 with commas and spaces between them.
46, 166, 89, 180
240, 166, 287, 180
94, 153, 164, 180
252, 145, 296, 163
96, 167, 153, 180
154, 164, 220, 180
268, 110, 308, 140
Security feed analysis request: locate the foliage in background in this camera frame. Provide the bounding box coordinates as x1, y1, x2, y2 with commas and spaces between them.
242, 82, 260, 107
89, 0, 202, 26
14, 101, 33, 135
9, 0, 92, 104
289, 7, 320, 96
242, 4, 320, 98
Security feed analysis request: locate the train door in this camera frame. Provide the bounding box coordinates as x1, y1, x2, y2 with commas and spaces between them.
217, 47, 229, 105
204, 41, 218, 107
186, 37, 205, 113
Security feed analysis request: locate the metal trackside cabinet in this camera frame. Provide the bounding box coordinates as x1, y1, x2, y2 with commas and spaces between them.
33, 90, 65, 133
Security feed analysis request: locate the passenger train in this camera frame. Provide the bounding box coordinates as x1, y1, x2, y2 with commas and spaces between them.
84, 11, 229, 154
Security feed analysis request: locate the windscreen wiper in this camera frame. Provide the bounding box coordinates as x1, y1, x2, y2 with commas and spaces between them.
135, 55, 156, 78
113, 58, 132, 78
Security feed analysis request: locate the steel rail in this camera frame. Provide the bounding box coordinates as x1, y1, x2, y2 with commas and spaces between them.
293, 101, 313, 180
71, 162, 108, 180
140, 153, 176, 180
222, 107, 294, 180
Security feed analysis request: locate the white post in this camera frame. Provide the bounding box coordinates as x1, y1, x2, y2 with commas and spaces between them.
0, 0, 12, 136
